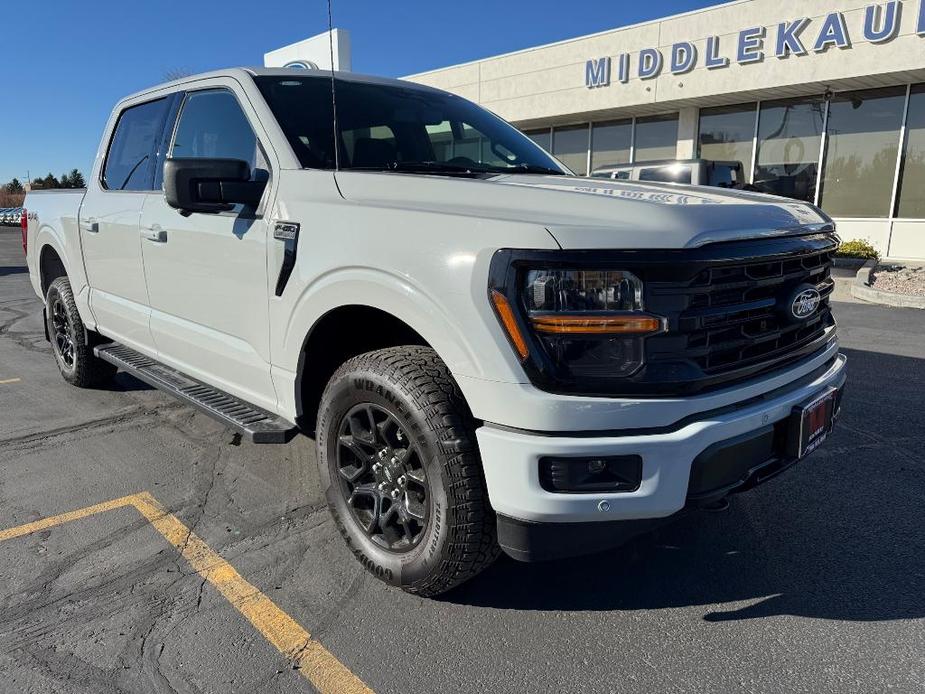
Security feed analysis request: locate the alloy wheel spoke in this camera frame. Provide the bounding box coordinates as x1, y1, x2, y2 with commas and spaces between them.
404, 466, 426, 485
339, 434, 372, 463
379, 500, 398, 529
398, 511, 414, 542
404, 494, 426, 521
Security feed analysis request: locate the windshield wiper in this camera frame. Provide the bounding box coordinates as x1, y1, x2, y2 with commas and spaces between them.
468, 163, 567, 176
344, 161, 568, 176
346, 161, 482, 175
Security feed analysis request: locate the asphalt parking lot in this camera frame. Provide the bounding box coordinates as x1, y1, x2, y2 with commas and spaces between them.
0, 227, 922, 693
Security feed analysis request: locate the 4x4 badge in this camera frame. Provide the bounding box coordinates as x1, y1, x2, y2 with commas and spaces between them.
273, 222, 300, 241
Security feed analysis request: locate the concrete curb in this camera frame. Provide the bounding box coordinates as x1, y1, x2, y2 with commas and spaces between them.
851, 259, 925, 309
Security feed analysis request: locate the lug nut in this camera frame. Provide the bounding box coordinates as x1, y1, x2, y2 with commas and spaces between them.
391, 457, 398, 464
397, 475, 406, 486
378, 482, 387, 491
390, 489, 400, 499
372, 463, 382, 472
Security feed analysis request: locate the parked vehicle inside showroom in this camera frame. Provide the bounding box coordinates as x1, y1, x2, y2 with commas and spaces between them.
592, 158, 748, 189
23, 68, 845, 596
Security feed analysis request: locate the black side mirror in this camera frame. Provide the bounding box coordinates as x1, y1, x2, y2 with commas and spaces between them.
164, 158, 267, 213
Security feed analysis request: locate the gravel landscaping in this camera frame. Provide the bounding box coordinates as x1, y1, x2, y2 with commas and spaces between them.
872, 264, 925, 297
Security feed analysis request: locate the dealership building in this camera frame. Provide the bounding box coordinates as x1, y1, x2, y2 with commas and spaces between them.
271, 0, 925, 260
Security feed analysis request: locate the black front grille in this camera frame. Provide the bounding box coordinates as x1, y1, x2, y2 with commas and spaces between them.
641, 234, 837, 392
647, 242, 835, 378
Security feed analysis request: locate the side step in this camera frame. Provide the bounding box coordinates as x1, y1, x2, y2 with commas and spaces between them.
94, 343, 298, 444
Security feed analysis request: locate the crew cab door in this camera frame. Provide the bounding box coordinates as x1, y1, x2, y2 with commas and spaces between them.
139, 85, 278, 411
80, 97, 174, 353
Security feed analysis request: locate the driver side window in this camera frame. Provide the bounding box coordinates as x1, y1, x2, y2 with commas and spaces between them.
171, 90, 260, 175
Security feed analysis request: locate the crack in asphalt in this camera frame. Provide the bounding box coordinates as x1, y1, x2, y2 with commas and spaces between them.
0, 403, 186, 451
0, 301, 49, 356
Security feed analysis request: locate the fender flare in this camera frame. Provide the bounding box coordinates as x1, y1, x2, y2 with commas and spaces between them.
34, 227, 71, 294
283, 268, 484, 379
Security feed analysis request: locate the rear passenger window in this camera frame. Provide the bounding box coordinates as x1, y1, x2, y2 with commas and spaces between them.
103, 98, 170, 191
171, 90, 259, 173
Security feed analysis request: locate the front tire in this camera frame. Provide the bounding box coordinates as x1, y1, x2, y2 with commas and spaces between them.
316, 346, 499, 596
45, 277, 116, 388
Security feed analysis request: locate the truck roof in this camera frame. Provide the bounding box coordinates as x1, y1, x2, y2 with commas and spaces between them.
119, 67, 442, 106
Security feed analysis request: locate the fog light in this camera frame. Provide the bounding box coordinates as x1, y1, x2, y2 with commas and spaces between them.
539, 455, 642, 494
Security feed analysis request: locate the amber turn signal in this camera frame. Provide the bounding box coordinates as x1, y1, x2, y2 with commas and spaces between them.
530, 314, 663, 335
490, 290, 530, 360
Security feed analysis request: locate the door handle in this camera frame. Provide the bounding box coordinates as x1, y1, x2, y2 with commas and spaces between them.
141, 225, 167, 243
80, 218, 99, 233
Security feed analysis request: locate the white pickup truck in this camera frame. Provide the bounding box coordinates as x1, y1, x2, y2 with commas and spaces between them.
24, 68, 845, 596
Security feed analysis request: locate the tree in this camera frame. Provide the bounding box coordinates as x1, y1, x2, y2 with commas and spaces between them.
69, 169, 85, 188
40, 173, 60, 189
5, 178, 23, 194
60, 172, 72, 188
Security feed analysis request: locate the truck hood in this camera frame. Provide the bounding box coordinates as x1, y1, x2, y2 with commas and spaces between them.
333, 171, 833, 249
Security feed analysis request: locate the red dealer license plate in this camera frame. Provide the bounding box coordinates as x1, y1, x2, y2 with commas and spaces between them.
786, 386, 840, 460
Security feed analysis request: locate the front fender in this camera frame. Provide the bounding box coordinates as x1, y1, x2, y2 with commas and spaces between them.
281, 266, 484, 379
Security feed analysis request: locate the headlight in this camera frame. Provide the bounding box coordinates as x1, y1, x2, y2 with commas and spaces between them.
524, 269, 643, 313
489, 261, 665, 385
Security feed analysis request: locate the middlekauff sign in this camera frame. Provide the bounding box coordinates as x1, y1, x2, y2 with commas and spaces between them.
585, 1, 918, 88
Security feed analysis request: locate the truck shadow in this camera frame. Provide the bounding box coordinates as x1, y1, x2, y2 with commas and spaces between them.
445, 347, 924, 622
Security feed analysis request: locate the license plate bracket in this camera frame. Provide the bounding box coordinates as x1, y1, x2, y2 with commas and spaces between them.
785, 386, 839, 460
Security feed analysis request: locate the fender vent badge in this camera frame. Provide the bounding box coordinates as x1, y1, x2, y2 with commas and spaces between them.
273, 221, 300, 241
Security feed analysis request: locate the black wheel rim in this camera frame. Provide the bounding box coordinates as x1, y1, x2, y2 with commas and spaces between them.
51, 297, 76, 370
336, 403, 429, 553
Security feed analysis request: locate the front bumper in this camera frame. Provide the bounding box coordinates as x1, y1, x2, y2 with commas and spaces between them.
475, 352, 847, 560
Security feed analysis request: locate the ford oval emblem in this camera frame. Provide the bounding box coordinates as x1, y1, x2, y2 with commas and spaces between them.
791, 287, 821, 320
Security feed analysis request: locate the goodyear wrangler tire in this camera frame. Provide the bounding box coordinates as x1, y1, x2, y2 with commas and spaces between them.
45, 277, 116, 388
316, 346, 499, 596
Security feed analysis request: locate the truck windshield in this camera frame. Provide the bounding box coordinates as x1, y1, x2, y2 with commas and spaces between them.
254, 75, 568, 176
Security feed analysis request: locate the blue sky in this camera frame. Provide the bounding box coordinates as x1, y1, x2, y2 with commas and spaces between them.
0, 0, 731, 184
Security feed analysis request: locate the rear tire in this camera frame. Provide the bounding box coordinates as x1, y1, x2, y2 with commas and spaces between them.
45, 277, 117, 388
316, 346, 499, 597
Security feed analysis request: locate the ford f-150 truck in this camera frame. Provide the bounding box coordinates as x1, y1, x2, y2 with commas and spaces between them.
23, 68, 845, 596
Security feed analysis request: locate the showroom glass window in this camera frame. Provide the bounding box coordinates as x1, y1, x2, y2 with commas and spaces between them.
698, 103, 756, 172
552, 125, 590, 175
524, 129, 551, 152
753, 97, 825, 203
102, 98, 170, 191
819, 87, 906, 218
896, 84, 925, 218
591, 119, 632, 172
172, 90, 259, 173
634, 114, 678, 162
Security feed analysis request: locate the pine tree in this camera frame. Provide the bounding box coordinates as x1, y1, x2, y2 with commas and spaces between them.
60, 172, 72, 188
69, 169, 86, 188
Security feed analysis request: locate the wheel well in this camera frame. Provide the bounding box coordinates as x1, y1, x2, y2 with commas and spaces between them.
40, 245, 67, 296
297, 306, 429, 434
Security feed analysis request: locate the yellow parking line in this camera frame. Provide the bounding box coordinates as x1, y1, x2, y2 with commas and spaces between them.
0, 378, 21, 385
0, 493, 137, 542
0, 492, 373, 694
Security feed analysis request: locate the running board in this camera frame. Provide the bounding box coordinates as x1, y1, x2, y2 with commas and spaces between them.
94, 343, 298, 444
